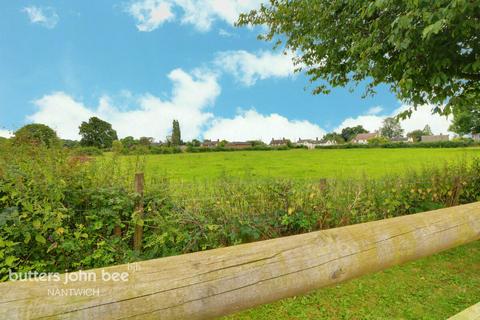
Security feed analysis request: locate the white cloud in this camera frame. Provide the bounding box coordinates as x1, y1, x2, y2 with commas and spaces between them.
0, 129, 13, 138
126, 0, 264, 32
395, 105, 453, 135
22, 6, 59, 29
334, 104, 453, 135
27, 92, 94, 140
204, 109, 325, 143
27, 68, 220, 141
218, 28, 233, 37
215, 50, 296, 86
366, 106, 383, 115
335, 115, 385, 133
126, 0, 175, 32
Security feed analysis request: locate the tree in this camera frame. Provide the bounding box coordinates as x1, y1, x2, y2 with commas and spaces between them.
407, 130, 424, 143
187, 139, 201, 147
121, 136, 137, 149
423, 125, 433, 136
238, 1, 480, 116
249, 140, 265, 147
138, 137, 154, 146
79, 117, 118, 149
380, 117, 404, 139
449, 105, 480, 136
407, 125, 434, 142
321, 132, 345, 144
13, 124, 60, 147
341, 126, 368, 142
171, 120, 181, 146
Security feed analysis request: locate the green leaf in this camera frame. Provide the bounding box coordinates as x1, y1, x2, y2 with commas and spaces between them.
93, 221, 103, 230
35, 234, 47, 244
5, 256, 17, 267
32, 220, 41, 229
422, 20, 444, 39
24, 232, 31, 244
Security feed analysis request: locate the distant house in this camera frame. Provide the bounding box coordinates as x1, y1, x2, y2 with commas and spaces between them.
225, 142, 252, 150
390, 136, 409, 143
421, 135, 449, 143
319, 140, 337, 146
270, 138, 289, 147
352, 132, 378, 144
297, 137, 322, 149
472, 133, 480, 142
201, 139, 220, 148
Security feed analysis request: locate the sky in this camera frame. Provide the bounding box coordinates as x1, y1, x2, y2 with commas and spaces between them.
0, 1, 454, 142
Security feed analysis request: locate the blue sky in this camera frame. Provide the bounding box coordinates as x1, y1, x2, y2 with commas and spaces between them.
0, 0, 452, 141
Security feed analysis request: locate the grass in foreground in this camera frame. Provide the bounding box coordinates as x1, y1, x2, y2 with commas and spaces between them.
224, 241, 480, 320
133, 148, 480, 181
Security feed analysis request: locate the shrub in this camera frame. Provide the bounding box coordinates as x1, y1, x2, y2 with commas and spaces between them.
112, 140, 124, 154
368, 136, 389, 145
12, 124, 60, 148
72, 146, 104, 156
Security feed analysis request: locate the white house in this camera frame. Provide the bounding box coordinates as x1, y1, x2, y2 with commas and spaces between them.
297, 137, 322, 149
319, 140, 337, 146
352, 132, 378, 144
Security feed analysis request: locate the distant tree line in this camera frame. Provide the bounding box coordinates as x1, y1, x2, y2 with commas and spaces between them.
6, 104, 480, 151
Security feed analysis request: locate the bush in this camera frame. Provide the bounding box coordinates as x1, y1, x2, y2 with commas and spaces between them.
12, 124, 60, 148
72, 146, 104, 156
368, 136, 389, 145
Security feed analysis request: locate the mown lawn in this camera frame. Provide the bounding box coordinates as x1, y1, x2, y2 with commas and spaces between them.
133, 148, 480, 181
224, 240, 480, 320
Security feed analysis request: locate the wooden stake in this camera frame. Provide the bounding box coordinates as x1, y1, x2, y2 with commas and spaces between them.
133, 172, 144, 252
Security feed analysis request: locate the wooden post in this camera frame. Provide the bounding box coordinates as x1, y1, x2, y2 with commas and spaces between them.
1, 202, 479, 320
113, 225, 122, 237
133, 172, 144, 252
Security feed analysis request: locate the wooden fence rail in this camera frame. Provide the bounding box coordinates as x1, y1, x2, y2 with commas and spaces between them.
449, 302, 480, 320
1, 202, 479, 319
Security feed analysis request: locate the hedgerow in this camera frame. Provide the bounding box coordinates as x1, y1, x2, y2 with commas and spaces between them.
316, 140, 479, 149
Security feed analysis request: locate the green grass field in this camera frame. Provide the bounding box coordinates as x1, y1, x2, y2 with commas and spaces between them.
136, 147, 480, 181
224, 241, 480, 320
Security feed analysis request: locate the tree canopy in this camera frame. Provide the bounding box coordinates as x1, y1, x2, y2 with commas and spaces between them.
13, 123, 60, 147
171, 120, 181, 146
380, 117, 404, 138
321, 132, 344, 144
341, 125, 368, 142
79, 117, 118, 149
407, 125, 433, 142
449, 105, 480, 135
238, 0, 480, 115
